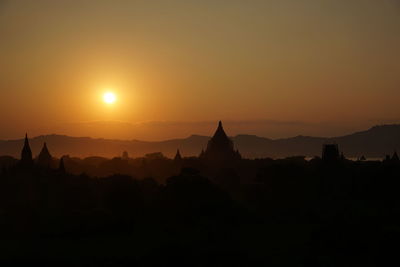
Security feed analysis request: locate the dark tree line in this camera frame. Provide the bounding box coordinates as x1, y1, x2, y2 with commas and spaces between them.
0, 157, 399, 266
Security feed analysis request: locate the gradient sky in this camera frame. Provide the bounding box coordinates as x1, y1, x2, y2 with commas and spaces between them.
1, 0, 400, 140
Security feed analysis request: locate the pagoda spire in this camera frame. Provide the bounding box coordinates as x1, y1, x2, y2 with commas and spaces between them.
38, 142, 53, 167
174, 149, 182, 162
24, 133, 29, 147
201, 121, 241, 163
20, 133, 33, 166
211, 120, 229, 140
58, 157, 66, 173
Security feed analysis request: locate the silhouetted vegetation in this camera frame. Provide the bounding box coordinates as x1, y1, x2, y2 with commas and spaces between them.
0, 125, 399, 266
0, 154, 399, 266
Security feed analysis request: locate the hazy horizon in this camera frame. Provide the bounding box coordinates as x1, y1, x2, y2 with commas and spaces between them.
2, 119, 400, 142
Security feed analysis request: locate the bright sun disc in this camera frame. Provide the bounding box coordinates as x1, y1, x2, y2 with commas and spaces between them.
103, 92, 116, 104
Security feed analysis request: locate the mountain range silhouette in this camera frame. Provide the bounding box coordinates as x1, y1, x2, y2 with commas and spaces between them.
0, 124, 399, 159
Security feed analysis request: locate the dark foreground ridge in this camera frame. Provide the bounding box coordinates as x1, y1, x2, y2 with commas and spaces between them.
0, 122, 400, 266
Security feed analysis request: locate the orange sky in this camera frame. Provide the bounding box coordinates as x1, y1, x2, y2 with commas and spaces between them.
0, 0, 399, 140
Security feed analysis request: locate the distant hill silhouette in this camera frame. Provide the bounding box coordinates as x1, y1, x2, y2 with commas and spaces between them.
0, 124, 399, 159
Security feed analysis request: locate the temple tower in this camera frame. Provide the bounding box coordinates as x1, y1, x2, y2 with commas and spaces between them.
174, 149, 182, 162
37, 142, 53, 167
200, 121, 241, 162
58, 157, 66, 173
322, 143, 340, 162
20, 133, 33, 166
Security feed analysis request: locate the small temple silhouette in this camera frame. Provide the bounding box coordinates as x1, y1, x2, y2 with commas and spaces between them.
37, 142, 52, 167
20, 133, 33, 167
58, 157, 66, 173
322, 143, 340, 162
384, 151, 399, 163
174, 149, 182, 162
392, 151, 399, 162
18, 134, 60, 170
200, 121, 241, 162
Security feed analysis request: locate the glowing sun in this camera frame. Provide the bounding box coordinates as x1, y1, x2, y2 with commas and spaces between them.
103, 91, 117, 104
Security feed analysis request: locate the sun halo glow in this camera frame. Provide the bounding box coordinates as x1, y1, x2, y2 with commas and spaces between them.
103, 91, 117, 104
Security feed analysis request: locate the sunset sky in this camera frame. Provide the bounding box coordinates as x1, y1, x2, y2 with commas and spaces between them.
1, 0, 399, 140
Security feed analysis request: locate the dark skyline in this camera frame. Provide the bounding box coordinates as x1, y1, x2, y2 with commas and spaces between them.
0, 122, 399, 160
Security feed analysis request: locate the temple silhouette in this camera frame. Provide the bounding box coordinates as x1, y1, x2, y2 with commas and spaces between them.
37, 142, 52, 167
15, 125, 399, 170
20, 133, 33, 167
322, 144, 340, 162
174, 149, 182, 162
200, 121, 241, 163
18, 134, 58, 169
